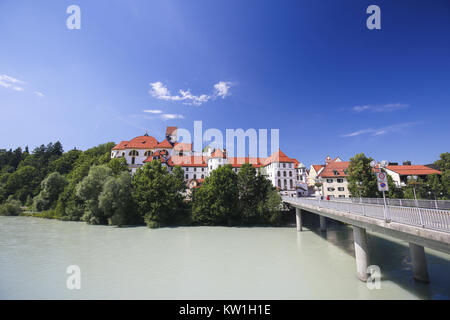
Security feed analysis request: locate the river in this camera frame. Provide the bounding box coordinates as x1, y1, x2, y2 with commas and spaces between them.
0, 215, 449, 299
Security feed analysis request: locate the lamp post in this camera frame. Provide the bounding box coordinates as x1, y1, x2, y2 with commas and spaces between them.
370, 160, 389, 221
356, 181, 363, 203
315, 177, 323, 200
407, 175, 419, 207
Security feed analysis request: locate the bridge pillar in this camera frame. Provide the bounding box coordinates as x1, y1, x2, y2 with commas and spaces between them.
353, 226, 369, 282
319, 216, 326, 232
409, 243, 430, 283
295, 208, 303, 232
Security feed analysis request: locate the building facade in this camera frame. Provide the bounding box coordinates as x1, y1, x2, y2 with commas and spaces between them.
111, 128, 305, 197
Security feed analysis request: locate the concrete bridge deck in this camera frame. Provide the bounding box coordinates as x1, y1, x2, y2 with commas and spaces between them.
282, 196, 450, 283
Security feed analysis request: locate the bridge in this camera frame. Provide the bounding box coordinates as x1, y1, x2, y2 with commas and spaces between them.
282, 196, 450, 283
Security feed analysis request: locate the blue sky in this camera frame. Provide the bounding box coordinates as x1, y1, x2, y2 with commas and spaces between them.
0, 0, 449, 166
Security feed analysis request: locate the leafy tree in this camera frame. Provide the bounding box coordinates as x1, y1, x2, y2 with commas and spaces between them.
2, 166, 39, 203
49, 149, 82, 175
99, 171, 138, 226
347, 153, 378, 198
192, 165, 239, 225
0, 198, 22, 216
132, 160, 185, 228
434, 152, 450, 199
386, 174, 404, 198
107, 157, 129, 176
237, 164, 260, 223
33, 172, 68, 211
76, 165, 113, 224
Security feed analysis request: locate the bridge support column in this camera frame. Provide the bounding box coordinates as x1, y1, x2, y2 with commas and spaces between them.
295, 208, 303, 232
353, 226, 369, 282
319, 216, 326, 232
409, 243, 429, 283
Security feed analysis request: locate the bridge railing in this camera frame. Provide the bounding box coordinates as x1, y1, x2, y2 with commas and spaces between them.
283, 197, 450, 233
331, 197, 450, 210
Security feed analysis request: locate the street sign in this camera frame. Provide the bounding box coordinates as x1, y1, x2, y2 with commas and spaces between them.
378, 181, 389, 192
376, 172, 387, 183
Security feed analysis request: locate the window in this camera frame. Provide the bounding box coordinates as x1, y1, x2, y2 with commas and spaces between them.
201, 174, 204, 179
337, 179, 344, 183
289, 171, 292, 177
193, 174, 197, 179
327, 187, 335, 191
283, 163, 286, 168
283, 171, 286, 177
290, 180, 293, 189
333, 170, 339, 176
131, 157, 135, 165
194, 167, 197, 172
326, 179, 333, 183
144, 151, 153, 157
338, 195, 345, 198
185, 174, 188, 179
338, 187, 345, 191
278, 179, 281, 188
129, 150, 139, 156
277, 171, 280, 177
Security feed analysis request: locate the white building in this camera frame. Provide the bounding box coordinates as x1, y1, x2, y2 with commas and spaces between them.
112, 128, 305, 197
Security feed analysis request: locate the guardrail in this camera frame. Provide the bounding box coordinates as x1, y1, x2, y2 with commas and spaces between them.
282, 197, 450, 233
342, 197, 450, 210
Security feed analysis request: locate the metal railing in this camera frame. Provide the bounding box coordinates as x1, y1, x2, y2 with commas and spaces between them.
326, 197, 450, 210
282, 197, 450, 233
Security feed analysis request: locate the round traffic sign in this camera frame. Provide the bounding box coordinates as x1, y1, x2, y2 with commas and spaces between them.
378, 172, 386, 180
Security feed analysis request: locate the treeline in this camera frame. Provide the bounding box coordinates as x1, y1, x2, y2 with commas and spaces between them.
0, 142, 283, 227
346, 153, 450, 200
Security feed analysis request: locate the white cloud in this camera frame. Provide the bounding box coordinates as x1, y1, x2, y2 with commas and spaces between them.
143, 109, 163, 114
0, 74, 25, 92
214, 81, 232, 98
34, 91, 45, 97
341, 122, 418, 138
160, 113, 184, 120
149, 81, 234, 106
352, 103, 409, 113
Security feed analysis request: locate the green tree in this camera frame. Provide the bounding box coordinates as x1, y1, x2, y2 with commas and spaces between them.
98, 171, 138, 226
33, 172, 68, 211
108, 157, 129, 176
76, 165, 113, 224
434, 152, 450, 199
347, 153, 378, 198
0, 198, 22, 216
132, 160, 185, 228
192, 165, 239, 225
386, 174, 404, 198
237, 163, 259, 224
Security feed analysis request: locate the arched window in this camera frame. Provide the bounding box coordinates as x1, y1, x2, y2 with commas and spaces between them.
278, 179, 281, 188
289, 171, 292, 177
283, 171, 286, 177
193, 174, 197, 179
144, 150, 153, 157
277, 171, 280, 177
129, 150, 139, 156
290, 180, 293, 189
185, 174, 188, 179
201, 174, 204, 179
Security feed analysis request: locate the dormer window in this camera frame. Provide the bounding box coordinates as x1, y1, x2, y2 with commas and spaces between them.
333, 170, 339, 176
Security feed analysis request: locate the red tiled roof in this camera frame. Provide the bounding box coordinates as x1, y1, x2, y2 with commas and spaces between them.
173, 143, 192, 151
112, 135, 158, 150
386, 165, 441, 176
227, 157, 264, 168
211, 149, 227, 158
156, 139, 173, 148
312, 165, 324, 172
112, 141, 129, 150
166, 126, 177, 135
319, 161, 350, 177
168, 155, 207, 167
263, 149, 296, 165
